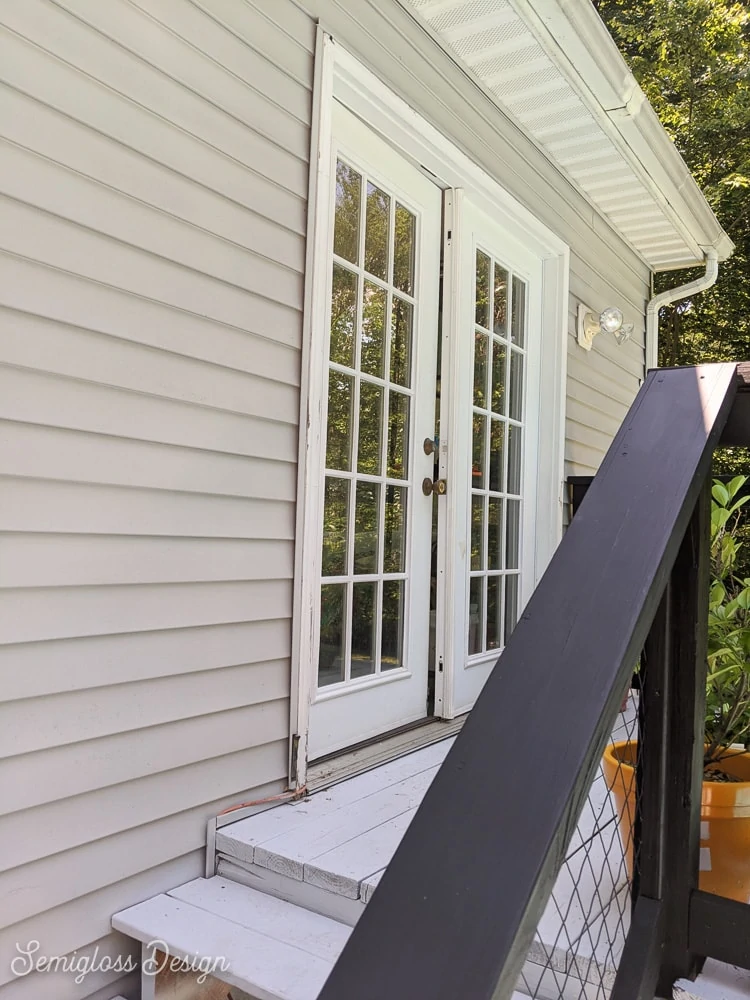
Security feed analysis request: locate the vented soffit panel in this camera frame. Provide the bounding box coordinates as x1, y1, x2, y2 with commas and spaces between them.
401, 0, 733, 270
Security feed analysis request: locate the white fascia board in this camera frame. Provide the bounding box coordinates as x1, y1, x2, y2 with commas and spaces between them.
612, 97, 735, 261
509, 0, 734, 265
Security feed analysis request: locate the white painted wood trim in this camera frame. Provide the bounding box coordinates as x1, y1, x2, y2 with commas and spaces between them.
536, 250, 570, 581
437, 188, 463, 721
290, 28, 335, 789
332, 45, 569, 261
205, 816, 217, 879
292, 33, 569, 766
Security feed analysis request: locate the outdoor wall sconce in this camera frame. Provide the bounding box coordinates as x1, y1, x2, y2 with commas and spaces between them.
577, 303, 634, 351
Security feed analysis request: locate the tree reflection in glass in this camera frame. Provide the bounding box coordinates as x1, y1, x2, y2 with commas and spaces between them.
334, 160, 361, 264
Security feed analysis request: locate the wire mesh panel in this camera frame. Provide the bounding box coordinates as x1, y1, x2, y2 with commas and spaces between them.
517, 673, 644, 1000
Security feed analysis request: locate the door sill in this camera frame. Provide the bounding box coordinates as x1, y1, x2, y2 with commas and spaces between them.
306, 715, 467, 792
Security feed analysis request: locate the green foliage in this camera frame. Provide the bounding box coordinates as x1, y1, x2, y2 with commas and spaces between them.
591, 4, 750, 767
706, 475, 750, 763
593, 0, 750, 387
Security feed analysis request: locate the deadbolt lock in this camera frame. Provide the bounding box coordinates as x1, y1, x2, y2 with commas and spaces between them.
422, 477, 448, 497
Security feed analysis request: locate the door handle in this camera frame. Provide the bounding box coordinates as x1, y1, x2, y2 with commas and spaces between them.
422, 478, 447, 497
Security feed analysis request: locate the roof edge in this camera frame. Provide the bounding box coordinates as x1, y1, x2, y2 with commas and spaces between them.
508, 0, 734, 266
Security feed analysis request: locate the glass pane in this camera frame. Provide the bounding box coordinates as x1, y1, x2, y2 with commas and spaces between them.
393, 204, 416, 295
505, 574, 519, 639
475, 249, 490, 328
364, 181, 390, 280
508, 349, 524, 422
333, 160, 361, 265
326, 372, 353, 471
354, 481, 380, 574
351, 582, 377, 678
491, 341, 506, 416
318, 583, 345, 687
322, 477, 349, 576
507, 424, 522, 495
358, 381, 383, 475
472, 414, 486, 489
489, 418, 505, 493
468, 576, 483, 656
511, 275, 526, 347
384, 485, 407, 573
330, 264, 357, 368
473, 332, 488, 408
382, 580, 405, 670
493, 264, 508, 337
487, 575, 503, 650
387, 390, 410, 479
361, 281, 387, 378
471, 494, 484, 571
488, 497, 503, 571
506, 499, 521, 570
390, 297, 413, 388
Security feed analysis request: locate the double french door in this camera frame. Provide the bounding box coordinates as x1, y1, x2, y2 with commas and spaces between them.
308, 104, 541, 760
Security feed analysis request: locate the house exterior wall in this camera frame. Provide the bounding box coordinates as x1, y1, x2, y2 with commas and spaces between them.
0, 0, 310, 996
0, 0, 648, 997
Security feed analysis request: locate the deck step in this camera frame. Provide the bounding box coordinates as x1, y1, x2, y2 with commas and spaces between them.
215, 739, 453, 912
112, 875, 351, 1000
211, 718, 640, 1000
114, 705, 650, 1000
674, 960, 750, 1000
113, 874, 534, 1000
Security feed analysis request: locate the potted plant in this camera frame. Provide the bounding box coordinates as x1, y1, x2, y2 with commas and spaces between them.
602, 476, 750, 903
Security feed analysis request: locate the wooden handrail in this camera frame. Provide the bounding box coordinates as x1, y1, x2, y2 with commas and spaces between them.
317, 364, 741, 1000
719, 360, 750, 444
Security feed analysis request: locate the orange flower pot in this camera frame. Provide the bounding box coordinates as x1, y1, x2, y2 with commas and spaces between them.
602, 740, 750, 904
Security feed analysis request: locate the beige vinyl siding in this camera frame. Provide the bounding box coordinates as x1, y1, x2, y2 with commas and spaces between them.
566, 260, 647, 476
0, 0, 310, 994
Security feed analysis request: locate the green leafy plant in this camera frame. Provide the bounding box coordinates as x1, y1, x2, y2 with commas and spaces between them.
706, 476, 750, 766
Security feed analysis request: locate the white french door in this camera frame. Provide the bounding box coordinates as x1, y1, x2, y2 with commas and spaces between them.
439, 193, 543, 717
308, 103, 442, 760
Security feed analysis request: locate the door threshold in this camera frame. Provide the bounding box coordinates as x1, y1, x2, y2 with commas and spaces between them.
306, 715, 467, 792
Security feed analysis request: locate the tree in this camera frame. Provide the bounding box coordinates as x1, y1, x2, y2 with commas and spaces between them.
595, 0, 750, 477
594, 0, 750, 366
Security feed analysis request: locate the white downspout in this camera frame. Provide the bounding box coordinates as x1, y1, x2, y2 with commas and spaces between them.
645, 248, 719, 370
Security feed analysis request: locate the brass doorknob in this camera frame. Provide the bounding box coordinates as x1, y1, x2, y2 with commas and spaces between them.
422, 478, 448, 497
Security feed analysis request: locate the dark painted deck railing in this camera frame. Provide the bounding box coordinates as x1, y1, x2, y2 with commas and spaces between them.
317, 362, 750, 1000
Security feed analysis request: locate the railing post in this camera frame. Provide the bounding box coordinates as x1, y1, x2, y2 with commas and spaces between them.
634, 585, 671, 903
609, 587, 672, 1000
656, 480, 711, 996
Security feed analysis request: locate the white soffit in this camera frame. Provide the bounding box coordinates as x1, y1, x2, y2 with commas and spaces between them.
401, 0, 733, 270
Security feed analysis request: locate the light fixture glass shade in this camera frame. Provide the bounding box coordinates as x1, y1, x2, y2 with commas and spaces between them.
599, 307, 624, 335
577, 302, 631, 351
614, 324, 634, 346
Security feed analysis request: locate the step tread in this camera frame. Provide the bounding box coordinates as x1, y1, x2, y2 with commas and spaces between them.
112, 876, 351, 1000
216, 739, 454, 875
674, 960, 750, 1000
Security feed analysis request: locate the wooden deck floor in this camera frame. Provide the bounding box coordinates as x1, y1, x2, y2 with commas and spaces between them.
216, 699, 640, 999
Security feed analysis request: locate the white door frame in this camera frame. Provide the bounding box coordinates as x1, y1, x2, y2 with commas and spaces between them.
290, 31, 569, 787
